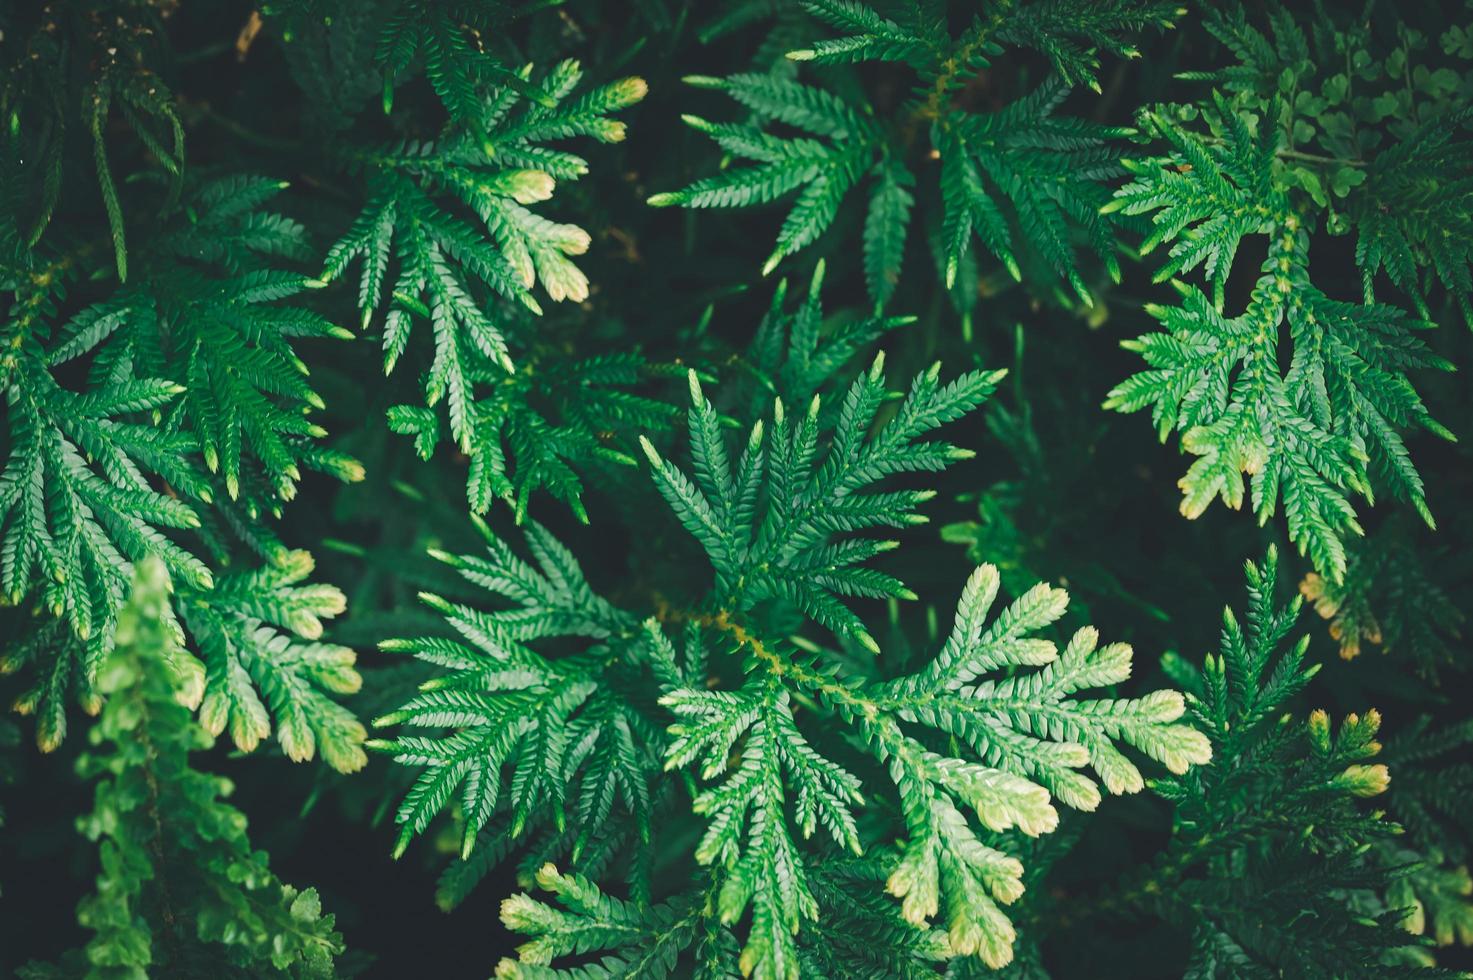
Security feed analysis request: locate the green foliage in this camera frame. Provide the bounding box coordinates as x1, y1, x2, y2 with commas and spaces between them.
497, 863, 710, 978
321, 57, 648, 514
4, 548, 367, 771
19, 559, 342, 978
0, 178, 366, 765
369, 517, 649, 862
3, 0, 1472, 975
739, 257, 914, 411
1185, 4, 1473, 321
375, 331, 1210, 976
1106, 2, 1471, 581
939, 362, 1171, 622
1300, 514, 1466, 676
642, 356, 1002, 649
651, 0, 1181, 311
0, 0, 184, 280
50, 176, 355, 505
372, 0, 555, 126
1377, 717, 1473, 957
385, 346, 681, 521
1139, 549, 1456, 977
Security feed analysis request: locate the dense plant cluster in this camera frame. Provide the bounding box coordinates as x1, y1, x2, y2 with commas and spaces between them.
2, 1, 1471, 977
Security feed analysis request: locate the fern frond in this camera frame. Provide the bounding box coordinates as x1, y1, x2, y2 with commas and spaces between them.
1107, 126, 1453, 580
453, 345, 1209, 976
642, 358, 999, 650
17, 559, 344, 975
656, 1, 1158, 306
321, 60, 645, 513
1108, 3, 1469, 580
370, 518, 657, 862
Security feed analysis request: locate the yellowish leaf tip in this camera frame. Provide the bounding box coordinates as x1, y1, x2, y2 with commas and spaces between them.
618, 76, 649, 104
